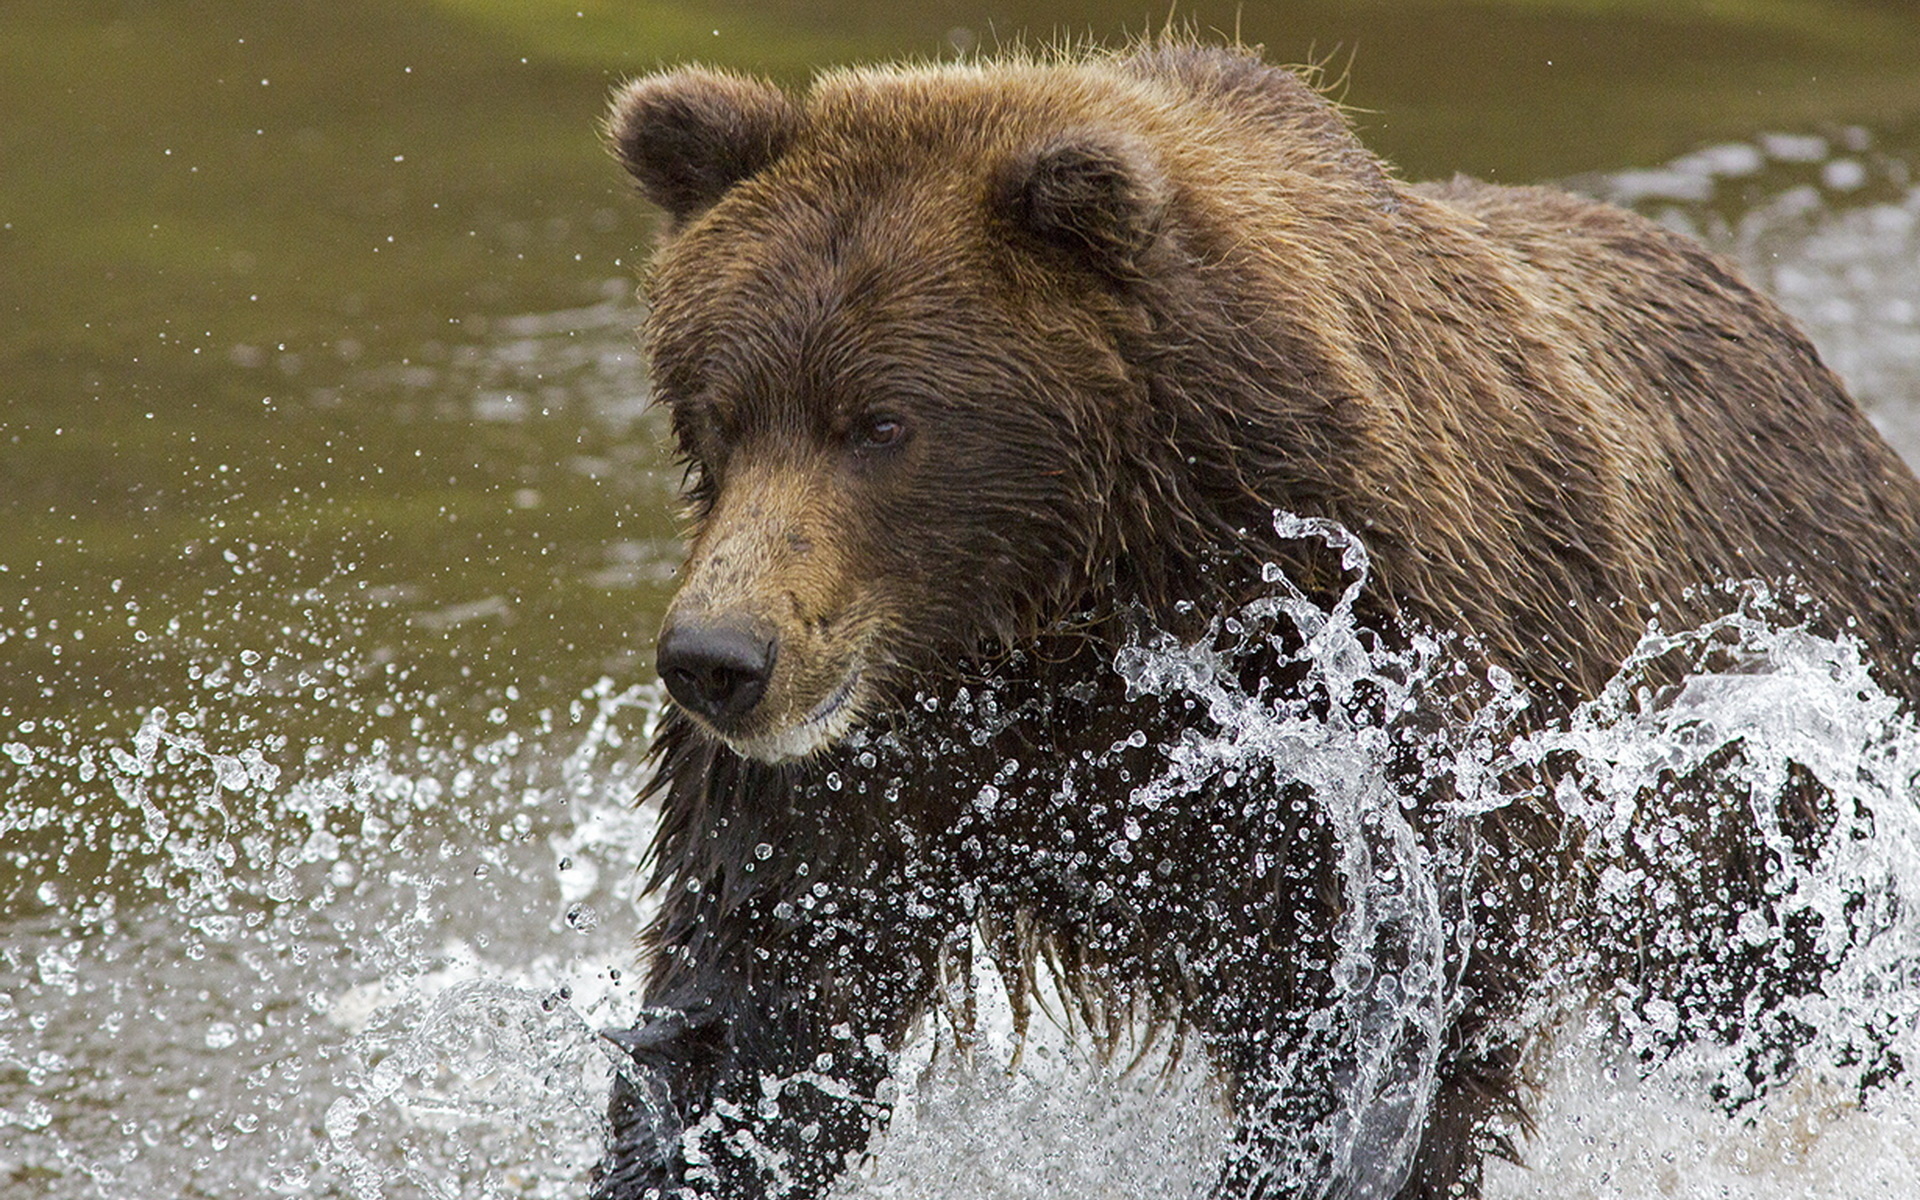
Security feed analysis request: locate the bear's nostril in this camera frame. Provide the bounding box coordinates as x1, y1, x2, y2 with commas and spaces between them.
657, 621, 775, 724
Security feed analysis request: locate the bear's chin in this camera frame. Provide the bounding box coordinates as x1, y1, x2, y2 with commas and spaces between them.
722, 668, 866, 763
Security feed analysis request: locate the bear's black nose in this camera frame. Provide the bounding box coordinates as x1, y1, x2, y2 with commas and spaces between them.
657, 621, 774, 724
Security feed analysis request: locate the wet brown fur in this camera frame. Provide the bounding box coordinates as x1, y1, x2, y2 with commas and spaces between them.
592, 41, 1920, 1200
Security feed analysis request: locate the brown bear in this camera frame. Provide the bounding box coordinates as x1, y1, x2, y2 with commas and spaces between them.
588, 42, 1920, 1200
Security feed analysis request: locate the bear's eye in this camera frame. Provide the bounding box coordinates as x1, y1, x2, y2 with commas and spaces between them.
674, 398, 735, 461
853, 413, 906, 452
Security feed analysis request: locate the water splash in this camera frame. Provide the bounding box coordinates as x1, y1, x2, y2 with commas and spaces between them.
1114, 515, 1468, 1198
0, 680, 662, 1198
1481, 602, 1920, 1199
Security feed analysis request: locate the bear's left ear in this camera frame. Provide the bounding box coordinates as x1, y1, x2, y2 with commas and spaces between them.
996, 132, 1167, 282
605, 68, 798, 224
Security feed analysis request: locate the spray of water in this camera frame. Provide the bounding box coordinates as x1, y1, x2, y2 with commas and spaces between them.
802, 521, 1920, 1200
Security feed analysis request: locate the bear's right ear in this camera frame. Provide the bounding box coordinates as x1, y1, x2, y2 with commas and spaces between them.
605, 69, 798, 224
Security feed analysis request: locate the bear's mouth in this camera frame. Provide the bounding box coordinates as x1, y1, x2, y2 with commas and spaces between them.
802, 670, 861, 727
728, 668, 865, 763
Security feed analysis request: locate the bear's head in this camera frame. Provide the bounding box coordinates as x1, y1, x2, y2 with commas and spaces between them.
608, 55, 1394, 761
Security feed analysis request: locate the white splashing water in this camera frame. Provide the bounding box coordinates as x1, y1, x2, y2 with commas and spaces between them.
0, 684, 663, 1199
1484, 613, 1920, 1199
830, 526, 1920, 1200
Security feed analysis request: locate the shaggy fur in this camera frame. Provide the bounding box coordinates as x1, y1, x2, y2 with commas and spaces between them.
589, 43, 1920, 1200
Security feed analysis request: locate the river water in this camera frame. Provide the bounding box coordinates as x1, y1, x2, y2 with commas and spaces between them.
6, 4, 1920, 1198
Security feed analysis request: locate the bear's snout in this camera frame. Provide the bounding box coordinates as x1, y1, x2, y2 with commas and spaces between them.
656, 618, 777, 726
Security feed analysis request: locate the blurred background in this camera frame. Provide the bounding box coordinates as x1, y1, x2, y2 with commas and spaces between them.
4, 3, 1920, 1197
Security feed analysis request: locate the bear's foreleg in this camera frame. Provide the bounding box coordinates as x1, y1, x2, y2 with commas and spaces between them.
591, 817, 952, 1197
593, 970, 903, 1200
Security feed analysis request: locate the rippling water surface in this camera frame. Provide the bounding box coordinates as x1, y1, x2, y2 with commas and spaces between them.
6, 8, 1920, 1197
